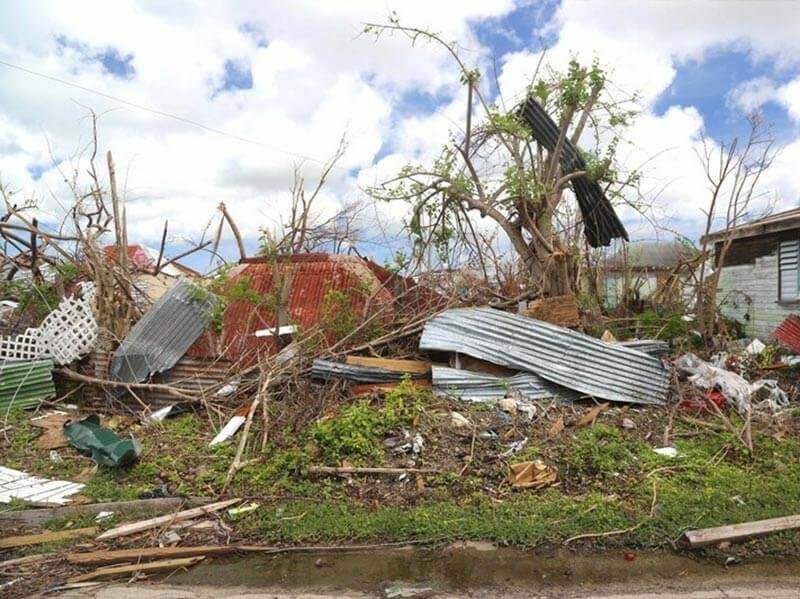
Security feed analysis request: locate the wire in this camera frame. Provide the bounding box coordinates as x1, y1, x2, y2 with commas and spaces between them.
0, 58, 345, 170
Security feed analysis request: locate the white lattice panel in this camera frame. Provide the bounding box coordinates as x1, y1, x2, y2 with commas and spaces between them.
0, 328, 43, 361
0, 284, 97, 365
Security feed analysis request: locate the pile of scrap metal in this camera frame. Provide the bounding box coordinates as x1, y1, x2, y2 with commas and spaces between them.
314, 307, 670, 406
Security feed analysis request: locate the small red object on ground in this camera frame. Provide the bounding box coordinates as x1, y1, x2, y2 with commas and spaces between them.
624, 551, 636, 562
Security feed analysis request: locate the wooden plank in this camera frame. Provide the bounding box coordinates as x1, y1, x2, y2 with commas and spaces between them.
524, 294, 580, 327
0, 526, 97, 549
683, 514, 800, 548
0, 497, 188, 529
345, 356, 431, 374
68, 544, 238, 566
95, 498, 240, 541
68, 556, 205, 583
0, 553, 56, 569
308, 466, 439, 476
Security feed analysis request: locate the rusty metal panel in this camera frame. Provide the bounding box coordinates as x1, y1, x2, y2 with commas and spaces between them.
420, 308, 668, 405
774, 314, 800, 353
219, 255, 394, 366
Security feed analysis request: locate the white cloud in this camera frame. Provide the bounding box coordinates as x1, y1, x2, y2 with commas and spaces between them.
1, 0, 800, 268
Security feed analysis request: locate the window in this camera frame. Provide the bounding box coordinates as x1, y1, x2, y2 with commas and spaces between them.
779, 239, 800, 301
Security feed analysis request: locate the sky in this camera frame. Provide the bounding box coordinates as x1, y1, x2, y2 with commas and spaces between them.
1, 0, 800, 269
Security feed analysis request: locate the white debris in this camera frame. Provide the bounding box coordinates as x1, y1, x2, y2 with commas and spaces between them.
49, 450, 62, 463
209, 414, 246, 446
0, 284, 97, 364
95, 511, 114, 522
254, 325, 297, 337
499, 437, 528, 458
0, 466, 84, 505
781, 355, 800, 367
653, 447, 679, 458
497, 397, 517, 413
450, 411, 471, 429
216, 381, 239, 397
145, 405, 175, 423
676, 353, 789, 415
746, 339, 766, 356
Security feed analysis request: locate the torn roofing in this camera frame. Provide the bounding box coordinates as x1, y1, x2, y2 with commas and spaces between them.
617, 339, 670, 357
0, 359, 55, 411
420, 308, 668, 405
431, 366, 578, 403
774, 315, 800, 353
109, 281, 218, 385
207, 254, 396, 366
518, 97, 628, 247
312, 359, 426, 383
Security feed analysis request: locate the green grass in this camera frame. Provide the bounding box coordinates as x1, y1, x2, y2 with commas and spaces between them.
5, 404, 800, 555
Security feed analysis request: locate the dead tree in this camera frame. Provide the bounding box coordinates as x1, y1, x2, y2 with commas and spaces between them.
695, 114, 777, 340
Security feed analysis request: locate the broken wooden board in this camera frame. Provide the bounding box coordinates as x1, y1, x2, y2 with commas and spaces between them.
95, 498, 241, 541
345, 356, 431, 374
524, 294, 581, 328
508, 461, 558, 489
577, 402, 610, 427
68, 544, 238, 566
683, 514, 800, 548
0, 497, 188, 529
0, 526, 97, 549
30, 412, 71, 450
450, 354, 516, 377
68, 556, 205, 583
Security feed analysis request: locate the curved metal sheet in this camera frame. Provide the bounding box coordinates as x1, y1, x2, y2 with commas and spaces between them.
420, 308, 668, 405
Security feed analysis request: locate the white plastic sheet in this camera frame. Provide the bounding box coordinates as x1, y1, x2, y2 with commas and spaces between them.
676, 353, 789, 414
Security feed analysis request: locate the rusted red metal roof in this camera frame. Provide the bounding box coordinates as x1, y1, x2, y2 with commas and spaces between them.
102, 245, 155, 270
774, 314, 800, 353
195, 254, 396, 366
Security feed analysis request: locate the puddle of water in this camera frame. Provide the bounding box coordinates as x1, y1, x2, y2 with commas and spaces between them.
165, 543, 800, 595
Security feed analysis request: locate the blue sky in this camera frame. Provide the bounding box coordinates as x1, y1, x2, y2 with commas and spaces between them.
1, 1, 800, 271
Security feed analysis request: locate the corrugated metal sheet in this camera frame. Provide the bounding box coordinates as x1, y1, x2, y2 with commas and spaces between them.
0, 359, 55, 411
774, 314, 800, 353
420, 308, 668, 405
109, 281, 218, 385
519, 97, 628, 247
0, 466, 84, 505
211, 255, 395, 366
312, 359, 426, 383
79, 349, 234, 408
432, 366, 578, 402
618, 339, 670, 357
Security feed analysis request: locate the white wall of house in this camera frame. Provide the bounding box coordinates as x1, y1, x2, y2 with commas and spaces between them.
717, 250, 797, 339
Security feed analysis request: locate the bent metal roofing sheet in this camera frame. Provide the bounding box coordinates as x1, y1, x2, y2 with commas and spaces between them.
420, 308, 668, 405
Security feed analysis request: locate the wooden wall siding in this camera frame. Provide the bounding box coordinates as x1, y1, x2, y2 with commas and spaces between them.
715, 229, 800, 267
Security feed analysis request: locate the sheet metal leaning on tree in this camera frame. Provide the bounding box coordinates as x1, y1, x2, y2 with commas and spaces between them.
420, 307, 669, 405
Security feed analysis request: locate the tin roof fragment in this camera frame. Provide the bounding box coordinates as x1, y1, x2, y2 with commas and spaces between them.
0, 359, 56, 411
431, 366, 578, 403
109, 281, 218, 386
312, 359, 427, 383
420, 308, 668, 405
774, 314, 800, 354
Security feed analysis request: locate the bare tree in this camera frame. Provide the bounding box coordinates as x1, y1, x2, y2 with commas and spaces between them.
695, 114, 777, 340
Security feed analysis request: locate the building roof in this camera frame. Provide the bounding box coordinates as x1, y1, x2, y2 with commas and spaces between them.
605, 240, 695, 269
191, 254, 395, 366
701, 207, 800, 244
102, 244, 199, 278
